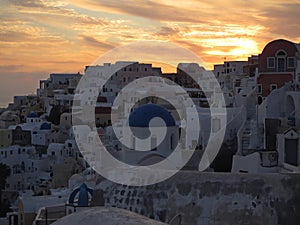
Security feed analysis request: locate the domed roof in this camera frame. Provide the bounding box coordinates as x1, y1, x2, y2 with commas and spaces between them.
52, 207, 167, 225
27, 112, 38, 118
129, 104, 175, 127
261, 39, 298, 55
40, 122, 51, 130
68, 183, 93, 207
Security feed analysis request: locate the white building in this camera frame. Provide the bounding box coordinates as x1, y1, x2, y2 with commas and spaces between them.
0, 145, 50, 191
84, 61, 159, 103
233, 81, 300, 173
213, 61, 248, 92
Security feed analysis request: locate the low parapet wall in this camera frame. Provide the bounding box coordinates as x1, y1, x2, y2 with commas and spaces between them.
93, 172, 300, 225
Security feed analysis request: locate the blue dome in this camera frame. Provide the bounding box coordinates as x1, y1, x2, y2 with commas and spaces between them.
40, 122, 51, 130
28, 112, 38, 118
129, 104, 175, 127
68, 183, 93, 207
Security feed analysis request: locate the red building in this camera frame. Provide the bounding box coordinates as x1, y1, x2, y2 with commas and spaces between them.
257, 39, 299, 103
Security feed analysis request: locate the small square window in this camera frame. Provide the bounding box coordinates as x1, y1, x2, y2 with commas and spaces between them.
267, 57, 275, 68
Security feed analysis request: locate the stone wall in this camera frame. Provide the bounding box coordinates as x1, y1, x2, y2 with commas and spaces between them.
93, 172, 300, 225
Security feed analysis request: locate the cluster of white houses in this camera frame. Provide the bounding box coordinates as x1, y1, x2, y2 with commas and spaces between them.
0, 39, 300, 225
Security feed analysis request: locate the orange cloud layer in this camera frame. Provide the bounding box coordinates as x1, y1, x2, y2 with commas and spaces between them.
0, 0, 299, 106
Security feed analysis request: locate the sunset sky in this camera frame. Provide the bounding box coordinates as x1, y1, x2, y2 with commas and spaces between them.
0, 0, 300, 106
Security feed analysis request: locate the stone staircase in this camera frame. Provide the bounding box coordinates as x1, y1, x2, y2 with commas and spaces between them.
241, 120, 251, 154
241, 95, 259, 153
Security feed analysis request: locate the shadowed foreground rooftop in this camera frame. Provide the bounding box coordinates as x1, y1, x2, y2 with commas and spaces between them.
52, 207, 167, 225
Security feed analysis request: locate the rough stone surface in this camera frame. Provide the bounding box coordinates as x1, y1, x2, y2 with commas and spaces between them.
94, 172, 300, 225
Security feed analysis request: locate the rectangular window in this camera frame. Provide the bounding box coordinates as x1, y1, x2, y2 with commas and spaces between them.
267, 57, 275, 68
288, 57, 295, 68
277, 58, 286, 72
257, 84, 262, 94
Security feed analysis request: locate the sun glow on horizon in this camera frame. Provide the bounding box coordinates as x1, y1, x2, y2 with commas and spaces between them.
0, 0, 299, 106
